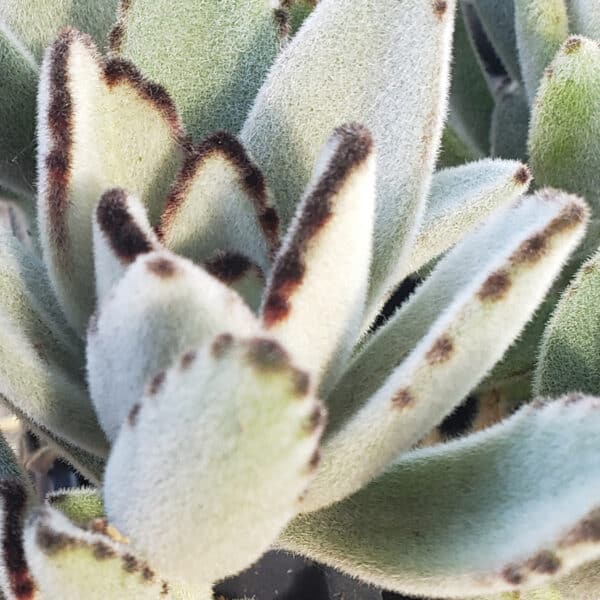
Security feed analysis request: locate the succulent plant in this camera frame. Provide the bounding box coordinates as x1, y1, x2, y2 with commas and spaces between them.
441, 0, 600, 419
0, 1, 597, 599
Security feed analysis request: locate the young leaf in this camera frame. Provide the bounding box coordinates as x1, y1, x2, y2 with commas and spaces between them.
0, 233, 108, 459
465, 0, 521, 80
447, 2, 494, 156
282, 396, 600, 597
93, 188, 159, 304
529, 35, 600, 210
47, 488, 104, 527
404, 159, 531, 278
303, 189, 589, 511
241, 0, 455, 311
25, 507, 204, 599
262, 124, 375, 392
0, 0, 119, 61
568, 0, 600, 40
38, 29, 187, 334
110, 0, 281, 139
0, 24, 37, 199
87, 249, 258, 442
104, 334, 324, 587
0, 430, 36, 600
514, 0, 569, 104
159, 131, 279, 275
491, 81, 530, 160
534, 248, 600, 398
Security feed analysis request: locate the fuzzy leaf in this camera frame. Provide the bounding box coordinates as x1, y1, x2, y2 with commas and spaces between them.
515, 0, 569, 104
447, 2, 494, 156
104, 334, 324, 587
282, 396, 600, 597
529, 35, 600, 210
534, 248, 600, 397
262, 124, 375, 391
0, 430, 37, 600
491, 81, 530, 160
568, 0, 600, 40
302, 189, 589, 511
25, 507, 204, 599
87, 249, 257, 442
0, 233, 108, 459
47, 488, 104, 527
466, 0, 521, 79
110, 0, 281, 139
438, 124, 479, 168
159, 131, 279, 275
405, 159, 532, 277
241, 0, 455, 312
0, 24, 37, 199
0, 0, 118, 61
93, 188, 159, 304
38, 29, 187, 334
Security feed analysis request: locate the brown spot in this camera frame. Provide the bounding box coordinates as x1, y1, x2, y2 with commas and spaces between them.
478, 270, 511, 302
128, 403, 141, 426
305, 405, 326, 434
160, 581, 170, 596
391, 388, 415, 409
263, 123, 373, 327
561, 508, 600, 546
36, 523, 75, 555
584, 263, 596, 275
426, 336, 454, 365
146, 256, 178, 278
292, 370, 311, 396
513, 166, 531, 186
433, 0, 448, 18
96, 189, 154, 263
122, 553, 139, 573
160, 131, 280, 254
0, 481, 37, 599
502, 564, 525, 585
93, 541, 116, 560
511, 233, 547, 264
148, 371, 166, 396
108, 0, 133, 52
211, 333, 234, 359
246, 338, 290, 372
546, 201, 587, 234
527, 551, 561, 575
142, 565, 156, 582
180, 350, 197, 370
565, 37, 582, 54
204, 251, 258, 284
308, 448, 321, 471
274, 8, 290, 38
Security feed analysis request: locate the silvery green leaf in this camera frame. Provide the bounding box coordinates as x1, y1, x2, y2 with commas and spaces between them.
241, 0, 455, 316
262, 124, 375, 392
47, 488, 104, 527
567, 0, 600, 39
110, 0, 281, 138
0, 233, 108, 460
465, 0, 521, 80
93, 188, 160, 304
282, 396, 600, 597
87, 249, 257, 442
159, 131, 279, 276
534, 248, 600, 398
514, 0, 569, 104
447, 2, 494, 156
404, 158, 531, 278
0, 0, 119, 61
437, 125, 478, 168
0, 23, 37, 198
491, 81, 530, 160
529, 35, 600, 210
25, 507, 204, 599
38, 29, 186, 334
104, 334, 324, 587
303, 189, 588, 511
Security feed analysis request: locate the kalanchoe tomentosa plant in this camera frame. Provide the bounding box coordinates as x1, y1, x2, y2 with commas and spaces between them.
0, 1, 598, 599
